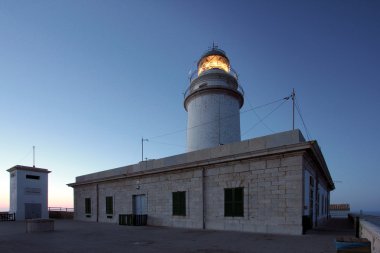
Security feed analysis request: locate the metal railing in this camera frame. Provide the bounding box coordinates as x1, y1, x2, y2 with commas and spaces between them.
184, 83, 245, 99
238, 84, 245, 96
188, 67, 239, 83
48, 207, 74, 212
48, 207, 74, 219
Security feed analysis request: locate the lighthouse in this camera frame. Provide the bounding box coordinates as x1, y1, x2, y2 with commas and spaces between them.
184, 46, 244, 152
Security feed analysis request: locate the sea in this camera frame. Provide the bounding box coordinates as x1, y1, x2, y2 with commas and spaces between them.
351, 211, 380, 227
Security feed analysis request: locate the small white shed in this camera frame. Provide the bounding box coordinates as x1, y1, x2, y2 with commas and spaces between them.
7, 165, 50, 220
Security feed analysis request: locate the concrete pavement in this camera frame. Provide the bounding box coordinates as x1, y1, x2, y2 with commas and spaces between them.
0, 218, 354, 253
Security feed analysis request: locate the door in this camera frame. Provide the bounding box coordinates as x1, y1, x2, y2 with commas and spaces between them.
133, 194, 147, 215
25, 203, 41, 219
309, 176, 314, 228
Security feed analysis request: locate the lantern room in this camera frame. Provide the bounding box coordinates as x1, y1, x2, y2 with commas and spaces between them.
197, 47, 230, 76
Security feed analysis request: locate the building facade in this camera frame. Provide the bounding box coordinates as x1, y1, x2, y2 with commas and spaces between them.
68, 130, 334, 235
7, 165, 50, 220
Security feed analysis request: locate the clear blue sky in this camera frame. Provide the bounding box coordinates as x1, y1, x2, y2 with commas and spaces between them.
1, 0, 379, 211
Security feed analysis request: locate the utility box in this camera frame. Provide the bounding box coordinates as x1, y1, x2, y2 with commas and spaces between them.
336, 237, 371, 253
119, 214, 147, 226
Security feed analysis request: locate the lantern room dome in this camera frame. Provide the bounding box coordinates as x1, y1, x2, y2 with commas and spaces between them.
198, 47, 227, 61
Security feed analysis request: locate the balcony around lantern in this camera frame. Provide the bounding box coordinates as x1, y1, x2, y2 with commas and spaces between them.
188, 67, 239, 83
183, 79, 244, 99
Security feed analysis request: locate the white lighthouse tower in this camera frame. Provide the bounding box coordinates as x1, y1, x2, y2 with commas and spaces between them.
184, 46, 244, 152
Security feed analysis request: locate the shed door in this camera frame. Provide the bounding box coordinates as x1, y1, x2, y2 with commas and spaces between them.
25, 203, 41, 219
133, 194, 147, 215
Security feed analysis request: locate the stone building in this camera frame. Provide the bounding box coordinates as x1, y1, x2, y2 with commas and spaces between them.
68, 47, 334, 235
68, 130, 334, 235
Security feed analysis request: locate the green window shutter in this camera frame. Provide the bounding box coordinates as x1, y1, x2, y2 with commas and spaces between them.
106, 196, 113, 214
85, 198, 91, 214
234, 188, 244, 217
224, 188, 244, 217
180, 191, 186, 216
173, 191, 186, 216
172, 192, 178, 215
225, 188, 233, 202
224, 188, 233, 216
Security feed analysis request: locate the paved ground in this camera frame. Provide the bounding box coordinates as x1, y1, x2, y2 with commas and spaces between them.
0, 218, 354, 253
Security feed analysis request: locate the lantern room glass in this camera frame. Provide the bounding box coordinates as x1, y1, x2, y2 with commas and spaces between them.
198, 55, 230, 75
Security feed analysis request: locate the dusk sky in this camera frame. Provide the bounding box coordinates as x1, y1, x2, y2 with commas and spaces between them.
1, 0, 379, 212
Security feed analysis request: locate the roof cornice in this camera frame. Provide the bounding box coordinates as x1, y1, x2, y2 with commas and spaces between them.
7, 165, 51, 174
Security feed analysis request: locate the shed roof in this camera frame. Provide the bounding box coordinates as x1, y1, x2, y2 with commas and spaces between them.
7, 165, 51, 174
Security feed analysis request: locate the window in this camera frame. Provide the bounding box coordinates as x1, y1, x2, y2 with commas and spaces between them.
322, 195, 325, 215
316, 193, 320, 217
309, 176, 314, 216
85, 198, 91, 214
198, 54, 230, 75
26, 175, 40, 180
172, 191, 186, 216
106, 196, 113, 215
224, 187, 244, 217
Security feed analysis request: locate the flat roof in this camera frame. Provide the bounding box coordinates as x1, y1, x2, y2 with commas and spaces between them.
7, 165, 51, 174
68, 129, 335, 190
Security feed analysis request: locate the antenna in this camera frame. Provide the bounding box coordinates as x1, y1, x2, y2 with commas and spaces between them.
33, 146, 35, 167
141, 138, 149, 162
212, 41, 218, 49
291, 88, 295, 130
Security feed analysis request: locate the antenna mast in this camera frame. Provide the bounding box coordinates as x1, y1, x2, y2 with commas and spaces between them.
292, 89, 295, 130
33, 146, 35, 167
141, 138, 148, 162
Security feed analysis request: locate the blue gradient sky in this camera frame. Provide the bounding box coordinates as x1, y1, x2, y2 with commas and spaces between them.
1, 0, 379, 211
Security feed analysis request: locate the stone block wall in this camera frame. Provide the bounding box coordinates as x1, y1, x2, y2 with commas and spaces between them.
74, 154, 304, 235
203, 155, 303, 234
75, 169, 204, 229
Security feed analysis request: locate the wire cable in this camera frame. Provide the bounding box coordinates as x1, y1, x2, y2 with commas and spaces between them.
242, 99, 289, 136
16, 148, 33, 165
148, 96, 290, 140
245, 96, 274, 133
294, 98, 312, 140
252, 109, 274, 133
148, 140, 186, 148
